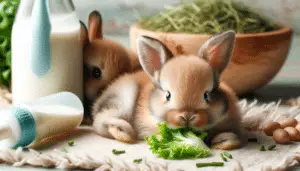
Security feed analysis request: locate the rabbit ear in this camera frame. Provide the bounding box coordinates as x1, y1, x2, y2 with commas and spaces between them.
80, 20, 89, 49
136, 36, 172, 81
88, 10, 103, 41
198, 30, 236, 74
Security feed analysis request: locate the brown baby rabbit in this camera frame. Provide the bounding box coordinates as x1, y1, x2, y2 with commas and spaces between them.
81, 10, 140, 103
80, 10, 141, 123
92, 30, 247, 150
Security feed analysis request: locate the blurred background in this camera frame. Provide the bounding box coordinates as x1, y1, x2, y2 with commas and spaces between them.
72, 0, 300, 102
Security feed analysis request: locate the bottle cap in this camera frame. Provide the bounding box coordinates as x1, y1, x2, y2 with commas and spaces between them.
0, 106, 36, 148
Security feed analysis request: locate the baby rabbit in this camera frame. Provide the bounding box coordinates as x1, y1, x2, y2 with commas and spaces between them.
92, 30, 247, 150
81, 10, 140, 103
80, 10, 141, 123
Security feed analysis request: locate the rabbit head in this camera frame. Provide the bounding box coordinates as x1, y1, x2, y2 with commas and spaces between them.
136, 31, 236, 130
81, 11, 133, 102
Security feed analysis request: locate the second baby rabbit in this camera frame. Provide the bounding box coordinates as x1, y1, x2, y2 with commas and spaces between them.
80, 10, 141, 123
81, 10, 140, 103
92, 30, 247, 150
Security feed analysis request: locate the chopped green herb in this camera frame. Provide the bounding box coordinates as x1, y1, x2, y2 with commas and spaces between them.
220, 153, 227, 162
196, 162, 224, 168
259, 145, 265, 151
112, 149, 126, 155
268, 145, 276, 151
68, 140, 75, 146
22, 147, 29, 152
61, 147, 68, 153
133, 158, 143, 164
222, 152, 233, 159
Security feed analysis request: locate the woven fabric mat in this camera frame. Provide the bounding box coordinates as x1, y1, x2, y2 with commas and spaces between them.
1, 87, 300, 171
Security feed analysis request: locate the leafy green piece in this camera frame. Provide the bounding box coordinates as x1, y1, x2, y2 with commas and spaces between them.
0, 0, 20, 87
145, 122, 211, 160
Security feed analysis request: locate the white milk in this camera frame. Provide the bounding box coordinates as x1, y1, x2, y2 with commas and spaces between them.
11, 12, 83, 104
28, 104, 83, 146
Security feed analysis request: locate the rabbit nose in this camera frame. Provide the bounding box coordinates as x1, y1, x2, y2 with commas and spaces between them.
178, 114, 195, 123
178, 112, 208, 127
166, 110, 208, 127
175, 113, 197, 126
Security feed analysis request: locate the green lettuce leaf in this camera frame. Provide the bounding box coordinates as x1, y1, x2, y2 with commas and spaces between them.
145, 122, 211, 160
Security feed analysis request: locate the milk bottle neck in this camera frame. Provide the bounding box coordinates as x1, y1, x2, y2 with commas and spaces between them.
16, 0, 75, 20
48, 0, 75, 14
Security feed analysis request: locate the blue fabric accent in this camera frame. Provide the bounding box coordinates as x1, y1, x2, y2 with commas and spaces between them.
31, 0, 51, 77
11, 107, 36, 149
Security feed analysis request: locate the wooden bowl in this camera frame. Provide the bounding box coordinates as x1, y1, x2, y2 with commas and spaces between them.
129, 24, 293, 95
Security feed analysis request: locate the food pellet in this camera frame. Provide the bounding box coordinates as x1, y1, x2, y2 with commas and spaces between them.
279, 118, 298, 128
295, 123, 300, 132
273, 129, 290, 144
264, 121, 281, 136
284, 127, 300, 141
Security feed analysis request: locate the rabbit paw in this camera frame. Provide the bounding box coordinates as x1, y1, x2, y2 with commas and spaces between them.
106, 118, 137, 143
211, 132, 241, 150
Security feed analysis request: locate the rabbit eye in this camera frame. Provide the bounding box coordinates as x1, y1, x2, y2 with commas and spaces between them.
204, 92, 210, 102
165, 91, 171, 101
92, 67, 101, 79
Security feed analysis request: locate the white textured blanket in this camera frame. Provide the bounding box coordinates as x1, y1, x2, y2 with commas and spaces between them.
1, 87, 300, 171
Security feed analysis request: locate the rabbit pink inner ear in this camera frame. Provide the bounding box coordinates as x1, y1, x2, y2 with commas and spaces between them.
88, 10, 103, 41
80, 20, 89, 48
198, 30, 236, 74
136, 36, 171, 78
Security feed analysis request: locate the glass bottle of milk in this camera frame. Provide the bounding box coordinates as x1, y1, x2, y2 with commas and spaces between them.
11, 0, 83, 104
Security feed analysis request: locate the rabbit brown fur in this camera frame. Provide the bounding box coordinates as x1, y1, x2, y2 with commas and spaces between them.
81, 10, 140, 103
80, 10, 141, 124
92, 30, 247, 150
